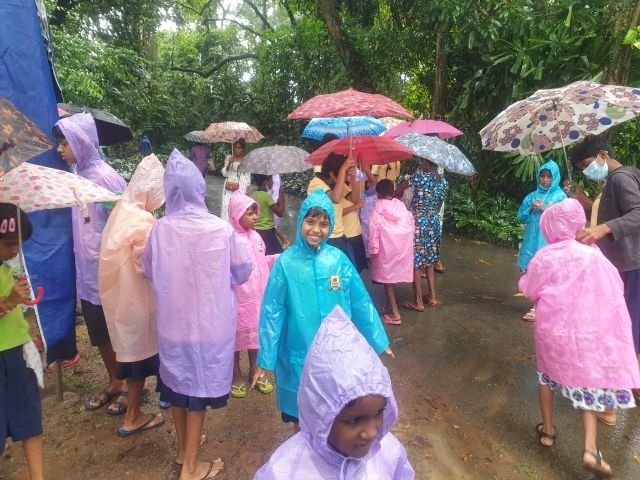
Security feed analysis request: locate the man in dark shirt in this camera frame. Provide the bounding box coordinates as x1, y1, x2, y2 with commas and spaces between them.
572, 135, 640, 387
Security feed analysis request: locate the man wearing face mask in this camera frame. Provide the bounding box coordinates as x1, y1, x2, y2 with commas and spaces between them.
572, 135, 640, 394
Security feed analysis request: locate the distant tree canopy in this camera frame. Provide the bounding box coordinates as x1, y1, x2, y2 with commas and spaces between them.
46, 0, 640, 193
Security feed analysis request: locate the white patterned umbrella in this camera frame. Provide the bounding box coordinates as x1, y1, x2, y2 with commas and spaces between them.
203, 121, 264, 144
396, 133, 476, 176
238, 145, 312, 174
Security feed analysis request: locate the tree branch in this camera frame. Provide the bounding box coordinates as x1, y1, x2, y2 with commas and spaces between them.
175, 0, 215, 18
209, 17, 263, 37
280, 0, 297, 28
169, 53, 259, 77
242, 0, 275, 32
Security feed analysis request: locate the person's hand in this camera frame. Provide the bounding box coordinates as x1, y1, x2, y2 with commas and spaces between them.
576, 224, 611, 245
353, 200, 365, 210
251, 367, 272, 389
537, 202, 545, 212
8, 277, 30, 305
384, 347, 395, 359
340, 157, 355, 176
0, 297, 14, 317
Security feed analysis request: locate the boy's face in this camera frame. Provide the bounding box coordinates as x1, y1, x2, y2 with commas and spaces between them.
538, 171, 552, 189
0, 239, 20, 262
239, 205, 258, 230
301, 214, 330, 249
57, 138, 76, 165
328, 394, 387, 459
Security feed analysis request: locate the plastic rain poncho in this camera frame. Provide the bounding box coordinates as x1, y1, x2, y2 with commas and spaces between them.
258, 190, 390, 419
254, 306, 414, 480
369, 198, 415, 284
142, 149, 252, 398
516, 159, 566, 270
519, 199, 640, 389
99, 155, 164, 363
228, 191, 276, 351
56, 113, 127, 304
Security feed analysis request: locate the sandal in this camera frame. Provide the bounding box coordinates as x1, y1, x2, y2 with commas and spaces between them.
382, 314, 402, 325
522, 308, 536, 322
255, 378, 274, 395
117, 413, 165, 438
231, 383, 247, 399
401, 301, 425, 313
535, 423, 557, 447
583, 450, 613, 478
84, 389, 121, 411
201, 459, 224, 479
106, 392, 129, 416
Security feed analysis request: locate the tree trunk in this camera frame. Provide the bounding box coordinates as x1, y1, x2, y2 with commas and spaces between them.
316, 0, 374, 91
603, 0, 640, 85
432, 27, 448, 119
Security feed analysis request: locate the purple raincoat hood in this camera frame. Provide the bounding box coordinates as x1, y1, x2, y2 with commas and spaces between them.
228, 191, 259, 233
540, 199, 585, 243
55, 113, 100, 173
298, 306, 398, 473
164, 149, 208, 217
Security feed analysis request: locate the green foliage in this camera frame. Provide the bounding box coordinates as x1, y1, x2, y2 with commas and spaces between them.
445, 184, 524, 248
281, 170, 315, 197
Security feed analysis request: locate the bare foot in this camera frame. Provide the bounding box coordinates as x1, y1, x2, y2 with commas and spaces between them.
175, 434, 207, 466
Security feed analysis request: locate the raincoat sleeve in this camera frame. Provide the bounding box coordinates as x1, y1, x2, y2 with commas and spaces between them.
347, 262, 389, 354
141, 228, 156, 282
131, 221, 154, 274
229, 230, 253, 286
392, 445, 416, 480
368, 210, 381, 256
265, 254, 279, 270
517, 192, 536, 223
518, 254, 546, 302
257, 259, 288, 371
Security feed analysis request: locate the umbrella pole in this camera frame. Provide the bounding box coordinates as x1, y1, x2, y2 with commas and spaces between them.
554, 108, 572, 183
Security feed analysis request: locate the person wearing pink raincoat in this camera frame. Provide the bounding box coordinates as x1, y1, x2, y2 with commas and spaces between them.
142, 149, 252, 480
54, 113, 128, 413
254, 306, 414, 480
227, 191, 277, 398
369, 180, 415, 326
99, 154, 166, 437
519, 199, 640, 478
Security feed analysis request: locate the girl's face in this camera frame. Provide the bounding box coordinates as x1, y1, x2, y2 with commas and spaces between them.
328, 394, 387, 459
539, 171, 552, 189
239, 205, 258, 230
0, 239, 20, 262
57, 138, 76, 165
301, 214, 330, 249
233, 143, 245, 156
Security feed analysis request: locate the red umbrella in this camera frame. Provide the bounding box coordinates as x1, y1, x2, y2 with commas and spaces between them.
384, 119, 463, 140
287, 88, 414, 120
306, 135, 414, 166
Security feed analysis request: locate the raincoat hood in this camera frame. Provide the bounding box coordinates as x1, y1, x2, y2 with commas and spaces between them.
540, 198, 584, 243
296, 189, 335, 252
536, 159, 562, 194
298, 306, 398, 472
122, 154, 165, 212
55, 113, 100, 172
375, 198, 404, 221
228, 191, 258, 233
164, 149, 208, 217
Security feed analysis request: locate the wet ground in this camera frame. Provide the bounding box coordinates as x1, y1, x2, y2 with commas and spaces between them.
2, 175, 640, 479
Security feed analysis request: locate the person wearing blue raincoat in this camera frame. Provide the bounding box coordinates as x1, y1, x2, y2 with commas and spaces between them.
254, 190, 390, 423
517, 159, 567, 271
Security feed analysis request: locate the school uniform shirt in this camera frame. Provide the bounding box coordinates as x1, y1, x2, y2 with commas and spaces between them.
257, 190, 389, 419
308, 176, 348, 239
0, 264, 30, 352
252, 190, 276, 231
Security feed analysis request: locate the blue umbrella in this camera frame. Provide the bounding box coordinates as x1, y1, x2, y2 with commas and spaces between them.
301, 116, 387, 141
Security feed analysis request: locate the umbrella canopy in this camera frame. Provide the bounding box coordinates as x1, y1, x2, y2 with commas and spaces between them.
384, 119, 463, 140
1, 97, 54, 172
306, 135, 414, 166
58, 103, 133, 146
301, 116, 387, 141
378, 117, 405, 130
480, 81, 640, 155
203, 121, 264, 143
0, 162, 120, 213
184, 131, 211, 143
238, 145, 312, 174
287, 88, 414, 120
396, 133, 476, 176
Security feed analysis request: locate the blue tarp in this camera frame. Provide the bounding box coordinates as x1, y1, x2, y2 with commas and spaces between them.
0, 0, 77, 363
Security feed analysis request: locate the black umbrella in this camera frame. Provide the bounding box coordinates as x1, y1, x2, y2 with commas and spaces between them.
58, 103, 133, 146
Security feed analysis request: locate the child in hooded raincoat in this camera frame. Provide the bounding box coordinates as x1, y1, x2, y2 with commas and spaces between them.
517, 159, 566, 321
228, 191, 277, 398
254, 306, 414, 479
519, 199, 640, 478
54, 113, 128, 413
369, 180, 415, 325
253, 190, 391, 426
142, 150, 252, 480
99, 154, 166, 437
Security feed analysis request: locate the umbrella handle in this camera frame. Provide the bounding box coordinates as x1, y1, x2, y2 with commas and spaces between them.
17, 275, 44, 306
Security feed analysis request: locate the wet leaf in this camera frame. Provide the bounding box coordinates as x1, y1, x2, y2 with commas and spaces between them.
634, 454, 640, 463
478, 258, 493, 265
513, 292, 524, 297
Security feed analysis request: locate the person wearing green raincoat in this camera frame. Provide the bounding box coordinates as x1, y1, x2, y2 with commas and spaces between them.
253, 190, 391, 425
517, 159, 567, 321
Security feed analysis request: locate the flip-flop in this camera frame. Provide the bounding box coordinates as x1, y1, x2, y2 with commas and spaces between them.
256, 378, 274, 394
401, 301, 425, 313
198, 459, 224, 479
583, 450, 613, 478
84, 389, 121, 411
382, 314, 402, 325
117, 413, 165, 438
230, 383, 247, 399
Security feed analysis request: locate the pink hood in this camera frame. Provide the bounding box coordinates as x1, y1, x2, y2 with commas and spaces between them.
228, 191, 259, 234
540, 198, 585, 243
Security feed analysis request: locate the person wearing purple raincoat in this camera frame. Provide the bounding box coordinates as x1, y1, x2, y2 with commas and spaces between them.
142, 149, 252, 480
254, 306, 414, 479
54, 113, 128, 413
189, 143, 211, 177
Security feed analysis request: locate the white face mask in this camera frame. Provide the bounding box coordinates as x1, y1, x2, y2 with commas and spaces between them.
583, 154, 608, 181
